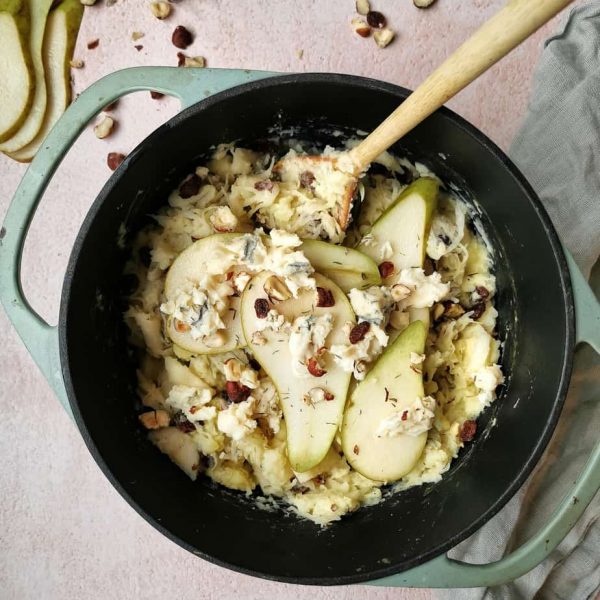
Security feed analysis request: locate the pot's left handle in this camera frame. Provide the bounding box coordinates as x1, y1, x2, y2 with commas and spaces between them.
0, 66, 276, 418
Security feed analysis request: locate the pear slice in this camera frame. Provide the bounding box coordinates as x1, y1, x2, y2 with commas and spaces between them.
300, 239, 381, 292
163, 233, 245, 355
357, 177, 439, 273
8, 0, 83, 162
0, 0, 34, 142
0, 0, 54, 154
342, 320, 429, 482
241, 272, 354, 472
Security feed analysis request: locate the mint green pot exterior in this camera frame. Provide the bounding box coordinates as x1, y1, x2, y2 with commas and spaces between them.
0, 66, 598, 588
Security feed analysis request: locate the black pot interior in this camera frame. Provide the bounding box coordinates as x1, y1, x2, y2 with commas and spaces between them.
60, 74, 574, 585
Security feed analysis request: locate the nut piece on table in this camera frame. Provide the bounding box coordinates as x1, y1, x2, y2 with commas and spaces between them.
355, 0, 370, 16
182, 55, 206, 68
70, 58, 84, 69
80, 0, 97, 5
373, 27, 395, 48
94, 116, 115, 139
132, 31, 145, 41
150, 1, 171, 19
351, 18, 371, 38
172, 25, 193, 49
413, 0, 437, 7
107, 152, 126, 171
366, 10, 386, 29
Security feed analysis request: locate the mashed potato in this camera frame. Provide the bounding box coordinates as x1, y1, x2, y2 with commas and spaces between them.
124, 143, 503, 525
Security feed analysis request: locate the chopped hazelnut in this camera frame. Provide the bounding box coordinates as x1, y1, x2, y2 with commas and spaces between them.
355, 0, 370, 15
391, 283, 411, 302
150, 1, 171, 19
87, 38, 99, 50
94, 116, 115, 139
351, 17, 371, 38
366, 10, 386, 28
263, 276, 292, 303
251, 331, 267, 346
374, 27, 395, 48
183, 55, 206, 68
139, 410, 170, 429
70, 58, 84, 69
132, 31, 145, 41
172, 25, 193, 49
107, 152, 126, 171
413, 0, 437, 7
443, 301, 466, 319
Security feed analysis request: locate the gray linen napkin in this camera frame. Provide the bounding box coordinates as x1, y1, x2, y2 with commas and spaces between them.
436, 3, 600, 598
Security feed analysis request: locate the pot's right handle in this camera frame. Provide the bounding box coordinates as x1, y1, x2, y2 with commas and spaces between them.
371, 252, 600, 588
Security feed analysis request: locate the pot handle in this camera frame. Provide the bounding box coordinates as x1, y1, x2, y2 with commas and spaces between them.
371, 252, 600, 588
0, 66, 276, 418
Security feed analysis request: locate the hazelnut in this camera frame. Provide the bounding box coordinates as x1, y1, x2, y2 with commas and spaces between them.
172, 25, 193, 49
413, 0, 437, 7
391, 283, 412, 302
94, 116, 115, 139
223, 358, 243, 382
251, 331, 267, 346
263, 276, 292, 303
355, 0, 370, 15
132, 31, 145, 41
351, 18, 371, 38
374, 27, 395, 48
150, 1, 171, 19
182, 55, 206, 68
139, 410, 170, 429
87, 38, 99, 50
107, 152, 126, 171
432, 302, 445, 321
443, 301, 465, 319
150, 91, 164, 99
366, 10, 386, 28
70, 58, 84, 69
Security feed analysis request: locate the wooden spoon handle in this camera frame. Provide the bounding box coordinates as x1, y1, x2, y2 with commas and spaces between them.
349, 0, 573, 170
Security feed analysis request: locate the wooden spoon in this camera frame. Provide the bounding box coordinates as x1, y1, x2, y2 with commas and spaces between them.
275, 0, 574, 230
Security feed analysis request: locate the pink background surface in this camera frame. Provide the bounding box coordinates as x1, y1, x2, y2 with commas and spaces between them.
0, 1, 574, 598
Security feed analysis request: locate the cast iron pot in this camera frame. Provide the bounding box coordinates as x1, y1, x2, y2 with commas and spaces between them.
2, 68, 597, 587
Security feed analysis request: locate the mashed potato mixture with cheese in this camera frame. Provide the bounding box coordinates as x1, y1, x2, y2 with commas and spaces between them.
124, 142, 504, 525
